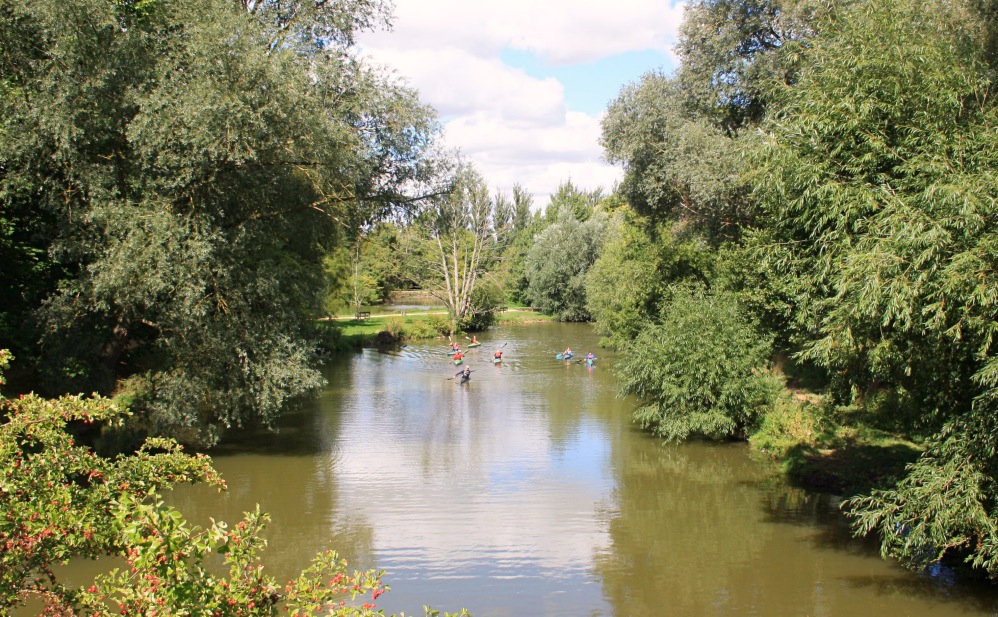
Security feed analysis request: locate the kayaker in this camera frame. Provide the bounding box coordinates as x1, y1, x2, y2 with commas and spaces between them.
494, 348, 503, 361
454, 350, 464, 362
450, 341, 460, 352
471, 335, 479, 345
455, 366, 471, 381
586, 352, 596, 363
563, 347, 572, 357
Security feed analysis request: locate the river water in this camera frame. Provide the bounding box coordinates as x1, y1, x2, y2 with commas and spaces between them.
167, 322, 998, 617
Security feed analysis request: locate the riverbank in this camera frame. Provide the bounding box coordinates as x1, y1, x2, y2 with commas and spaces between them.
318, 307, 555, 351
748, 388, 922, 497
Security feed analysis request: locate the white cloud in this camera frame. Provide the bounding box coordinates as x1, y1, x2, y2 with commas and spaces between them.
444, 110, 621, 203
366, 0, 684, 64
364, 47, 566, 122
357, 1, 684, 208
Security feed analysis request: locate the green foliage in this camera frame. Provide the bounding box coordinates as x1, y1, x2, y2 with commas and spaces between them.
0, 0, 440, 443
417, 165, 512, 333
0, 383, 223, 611
601, 71, 761, 242
585, 213, 659, 345
748, 393, 832, 459
322, 247, 355, 317
524, 208, 610, 321
676, 0, 826, 133
616, 288, 781, 441
746, 0, 998, 578
755, 0, 998, 423
586, 210, 716, 347
544, 180, 603, 223
458, 279, 503, 332
0, 353, 467, 616
846, 434, 998, 576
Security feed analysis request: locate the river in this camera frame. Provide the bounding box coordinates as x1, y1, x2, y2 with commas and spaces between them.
166, 322, 998, 617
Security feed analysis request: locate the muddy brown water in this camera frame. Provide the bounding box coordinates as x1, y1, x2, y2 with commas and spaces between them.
55, 322, 998, 616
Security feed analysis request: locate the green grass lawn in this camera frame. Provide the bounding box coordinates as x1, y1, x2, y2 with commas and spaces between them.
327, 306, 554, 348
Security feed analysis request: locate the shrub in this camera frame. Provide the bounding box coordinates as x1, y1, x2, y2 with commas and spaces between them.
749, 394, 832, 458
616, 287, 781, 441
425, 314, 452, 337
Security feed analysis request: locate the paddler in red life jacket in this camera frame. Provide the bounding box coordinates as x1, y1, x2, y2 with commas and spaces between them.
494, 348, 503, 361
453, 350, 464, 362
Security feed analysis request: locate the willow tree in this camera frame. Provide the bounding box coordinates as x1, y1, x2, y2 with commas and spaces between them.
0, 0, 439, 444
421, 166, 512, 334
753, 0, 998, 576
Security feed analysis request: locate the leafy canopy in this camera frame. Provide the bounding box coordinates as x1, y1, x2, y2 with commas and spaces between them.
615, 288, 780, 442
0, 0, 440, 443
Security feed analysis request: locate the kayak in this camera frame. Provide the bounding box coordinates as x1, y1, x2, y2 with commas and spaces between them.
468, 342, 481, 348
556, 352, 573, 360
448, 349, 458, 355
460, 374, 470, 384
586, 358, 595, 366
454, 358, 463, 365
493, 356, 502, 364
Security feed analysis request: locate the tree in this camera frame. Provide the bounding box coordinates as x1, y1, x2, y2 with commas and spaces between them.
421, 165, 511, 334
0, 350, 467, 616
752, 0, 998, 576
544, 180, 603, 223
0, 0, 439, 444
496, 185, 543, 305
614, 288, 780, 441
524, 207, 610, 321
601, 71, 758, 242
676, 0, 825, 134
585, 210, 714, 348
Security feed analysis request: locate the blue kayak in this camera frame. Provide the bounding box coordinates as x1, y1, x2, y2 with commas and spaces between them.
556, 352, 573, 360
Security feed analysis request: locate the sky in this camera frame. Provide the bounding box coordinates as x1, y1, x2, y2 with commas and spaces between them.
357, 1, 686, 209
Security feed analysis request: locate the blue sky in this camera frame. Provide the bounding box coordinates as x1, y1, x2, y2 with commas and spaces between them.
500, 49, 676, 116
358, 1, 685, 207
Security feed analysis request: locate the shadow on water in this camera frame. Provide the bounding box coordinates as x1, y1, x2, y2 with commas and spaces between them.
207, 406, 327, 457
756, 475, 998, 609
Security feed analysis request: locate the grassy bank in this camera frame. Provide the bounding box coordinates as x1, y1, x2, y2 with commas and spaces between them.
318, 307, 555, 351
749, 388, 922, 497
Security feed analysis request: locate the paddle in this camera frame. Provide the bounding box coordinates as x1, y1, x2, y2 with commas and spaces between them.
446, 370, 474, 380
